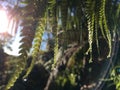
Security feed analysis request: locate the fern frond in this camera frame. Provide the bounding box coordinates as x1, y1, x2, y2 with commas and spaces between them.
94, 16, 100, 55
47, 0, 56, 22
53, 34, 59, 68
85, 0, 95, 62
98, 0, 107, 39
102, 12, 112, 57
23, 18, 46, 79
48, 0, 57, 34
52, 6, 61, 68
47, 0, 59, 69
99, 0, 112, 57
87, 14, 94, 63
5, 59, 26, 90
19, 1, 36, 54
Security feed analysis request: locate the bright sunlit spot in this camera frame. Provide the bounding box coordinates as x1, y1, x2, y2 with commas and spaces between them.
0, 10, 9, 33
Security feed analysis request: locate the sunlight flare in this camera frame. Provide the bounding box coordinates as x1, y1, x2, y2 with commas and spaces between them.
0, 10, 9, 33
